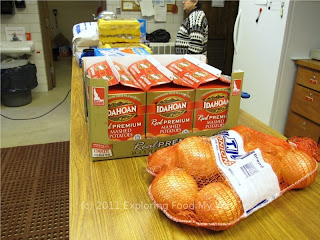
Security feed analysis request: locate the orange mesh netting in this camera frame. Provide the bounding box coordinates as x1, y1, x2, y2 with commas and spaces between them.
288, 136, 320, 162
146, 125, 319, 231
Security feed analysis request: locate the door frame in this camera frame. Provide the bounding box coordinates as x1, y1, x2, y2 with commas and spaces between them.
38, 0, 56, 90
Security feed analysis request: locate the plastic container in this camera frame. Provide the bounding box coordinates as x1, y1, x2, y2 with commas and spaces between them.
1, 59, 37, 107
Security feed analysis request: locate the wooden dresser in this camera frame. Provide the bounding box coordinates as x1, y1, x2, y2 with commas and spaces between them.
285, 59, 320, 144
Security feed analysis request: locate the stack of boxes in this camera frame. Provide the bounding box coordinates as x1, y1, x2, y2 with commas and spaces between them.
83, 55, 244, 160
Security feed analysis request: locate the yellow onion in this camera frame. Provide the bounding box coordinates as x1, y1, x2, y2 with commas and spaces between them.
147, 146, 176, 175
282, 148, 317, 189
195, 182, 243, 226
175, 136, 219, 180
150, 168, 198, 214
289, 136, 320, 162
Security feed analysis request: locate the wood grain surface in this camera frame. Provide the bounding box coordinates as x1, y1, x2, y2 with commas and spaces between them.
70, 58, 320, 240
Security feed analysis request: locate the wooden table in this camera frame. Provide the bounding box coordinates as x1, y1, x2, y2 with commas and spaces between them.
70, 58, 320, 240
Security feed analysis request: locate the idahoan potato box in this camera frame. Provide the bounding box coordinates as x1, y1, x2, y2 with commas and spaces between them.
82, 55, 244, 161
146, 83, 195, 138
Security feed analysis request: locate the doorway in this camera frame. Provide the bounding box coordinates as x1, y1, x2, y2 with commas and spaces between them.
38, 1, 105, 90
202, 1, 239, 75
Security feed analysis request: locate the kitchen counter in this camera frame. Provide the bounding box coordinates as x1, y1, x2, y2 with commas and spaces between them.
70, 58, 320, 239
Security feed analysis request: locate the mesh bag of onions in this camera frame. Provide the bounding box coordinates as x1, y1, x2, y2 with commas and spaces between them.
146, 125, 319, 231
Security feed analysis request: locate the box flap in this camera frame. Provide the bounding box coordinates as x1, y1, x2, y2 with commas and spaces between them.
87, 59, 119, 87
128, 57, 173, 91
113, 62, 144, 90
167, 55, 222, 89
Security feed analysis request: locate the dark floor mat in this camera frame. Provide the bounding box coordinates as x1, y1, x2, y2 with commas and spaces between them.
1, 142, 69, 240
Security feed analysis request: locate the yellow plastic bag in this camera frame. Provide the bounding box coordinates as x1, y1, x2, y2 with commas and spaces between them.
98, 18, 141, 43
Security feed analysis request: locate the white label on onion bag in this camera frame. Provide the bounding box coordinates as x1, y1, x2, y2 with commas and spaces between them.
209, 130, 280, 217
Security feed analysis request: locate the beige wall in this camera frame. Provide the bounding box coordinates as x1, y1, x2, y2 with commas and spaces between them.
48, 1, 103, 46
1, 0, 48, 92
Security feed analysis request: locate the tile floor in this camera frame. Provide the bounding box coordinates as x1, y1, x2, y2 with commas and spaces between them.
1, 57, 72, 148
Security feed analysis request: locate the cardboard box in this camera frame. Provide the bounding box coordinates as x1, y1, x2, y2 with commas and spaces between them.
146, 83, 195, 138
167, 56, 232, 132
124, 57, 195, 138
193, 81, 230, 132
137, 19, 147, 42
82, 55, 244, 161
86, 59, 146, 142
107, 86, 145, 141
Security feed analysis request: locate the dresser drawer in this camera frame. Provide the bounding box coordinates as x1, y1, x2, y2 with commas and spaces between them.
291, 85, 320, 124
285, 111, 320, 144
296, 66, 320, 92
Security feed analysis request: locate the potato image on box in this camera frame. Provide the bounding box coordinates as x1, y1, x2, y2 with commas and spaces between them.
193, 81, 230, 132
146, 83, 195, 138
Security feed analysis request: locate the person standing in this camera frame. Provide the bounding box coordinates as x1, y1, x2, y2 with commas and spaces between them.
175, 0, 208, 55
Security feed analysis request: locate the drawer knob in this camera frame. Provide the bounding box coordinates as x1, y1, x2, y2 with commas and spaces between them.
302, 122, 306, 126
309, 77, 318, 84
305, 95, 314, 102
313, 75, 316, 80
